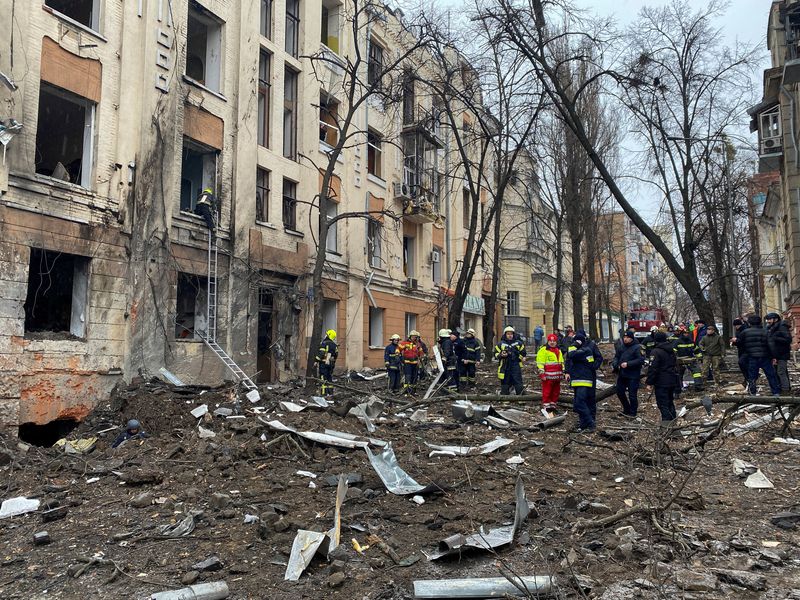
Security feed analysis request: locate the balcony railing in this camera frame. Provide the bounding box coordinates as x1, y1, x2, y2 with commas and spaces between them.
402, 105, 443, 148
761, 249, 785, 272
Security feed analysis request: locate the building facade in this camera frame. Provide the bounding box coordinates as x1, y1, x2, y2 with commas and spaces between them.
0, 0, 491, 431
750, 0, 800, 340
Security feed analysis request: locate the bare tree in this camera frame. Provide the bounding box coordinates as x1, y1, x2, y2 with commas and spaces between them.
303, 0, 433, 376
479, 0, 758, 330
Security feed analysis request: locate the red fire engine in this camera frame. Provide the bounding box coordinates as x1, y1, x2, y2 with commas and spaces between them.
626, 306, 669, 340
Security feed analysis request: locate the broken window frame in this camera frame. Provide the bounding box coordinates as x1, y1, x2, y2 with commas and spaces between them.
432, 245, 442, 284
319, 91, 339, 147
368, 306, 384, 348
35, 82, 96, 189
283, 67, 298, 160
321, 0, 340, 53
44, 0, 101, 33
367, 218, 382, 268
322, 299, 338, 334
179, 138, 218, 214
185, 5, 224, 93
258, 49, 272, 148
326, 202, 338, 253
175, 272, 208, 341
256, 167, 270, 223
24, 248, 90, 339
403, 235, 416, 278
282, 178, 298, 232
367, 129, 383, 179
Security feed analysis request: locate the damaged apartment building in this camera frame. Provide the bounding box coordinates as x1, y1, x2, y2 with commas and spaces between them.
0, 0, 493, 437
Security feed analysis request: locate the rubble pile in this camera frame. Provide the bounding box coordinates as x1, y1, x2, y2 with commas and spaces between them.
1, 357, 799, 599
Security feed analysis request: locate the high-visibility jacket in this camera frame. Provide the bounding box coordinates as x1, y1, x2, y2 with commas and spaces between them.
674, 333, 700, 360
565, 345, 598, 387
399, 340, 423, 363
535, 345, 564, 380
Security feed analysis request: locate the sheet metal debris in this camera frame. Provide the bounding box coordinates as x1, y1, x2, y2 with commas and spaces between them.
158, 367, 186, 387
190, 404, 209, 418
425, 477, 529, 560
425, 437, 513, 457
348, 396, 385, 432
366, 445, 442, 495
413, 575, 556, 598
0, 497, 40, 519
279, 397, 331, 413
260, 419, 370, 449
159, 512, 200, 538
732, 459, 757, 478
726, 408, 790, 437
284, 475, 347, 581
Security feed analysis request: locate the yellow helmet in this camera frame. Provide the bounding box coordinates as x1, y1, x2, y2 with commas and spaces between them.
326, 329, 337, 341
409, 330, 420, 337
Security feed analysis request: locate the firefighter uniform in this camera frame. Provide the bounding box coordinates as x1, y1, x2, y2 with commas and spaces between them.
384, 334, 402, 391
316, 330, 338, 396
399, 331, 424, 395
566, 333, 601, 431
439, 330, 460, 390
494, 326, 526, 395
195, 188, 217, 236
673, 330, 702, 396
460, 329, 482, 387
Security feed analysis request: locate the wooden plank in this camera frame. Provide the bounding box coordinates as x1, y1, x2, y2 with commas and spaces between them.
40, 37, 102, 103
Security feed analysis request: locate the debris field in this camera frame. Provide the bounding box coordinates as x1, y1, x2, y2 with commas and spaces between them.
1, 355, 799, 599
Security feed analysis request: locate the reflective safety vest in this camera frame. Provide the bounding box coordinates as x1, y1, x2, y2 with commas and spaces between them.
462, 337, 482, 363
316, 338, 338, 364
399, 340, 422, 363
493, 338, 526, 380
535, 345, 564, 380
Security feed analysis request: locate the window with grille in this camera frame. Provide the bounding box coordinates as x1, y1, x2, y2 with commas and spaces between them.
367, 39, 384, 88
506, 291, 519, 316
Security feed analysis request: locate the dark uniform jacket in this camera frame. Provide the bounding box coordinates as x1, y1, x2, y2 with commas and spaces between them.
674, 333, 699, 360
494, 335, 526, 376
642, 334, 657, 357
462, 337, 482, 363
646, 341, 678, 388
439, 337, 457, 369
384, 342, 402, 369
316, 338, 338, 364
565, 345, 599, 387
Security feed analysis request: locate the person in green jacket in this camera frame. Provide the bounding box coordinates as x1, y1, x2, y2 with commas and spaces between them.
698, 324, 723, 386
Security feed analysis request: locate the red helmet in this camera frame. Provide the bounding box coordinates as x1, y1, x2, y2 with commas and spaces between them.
547, 334, 558, 342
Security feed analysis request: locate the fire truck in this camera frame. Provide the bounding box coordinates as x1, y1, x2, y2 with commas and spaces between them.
626, 306, 669, 340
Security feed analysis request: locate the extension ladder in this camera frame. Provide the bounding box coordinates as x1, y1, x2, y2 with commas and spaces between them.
202, 226, 260, 401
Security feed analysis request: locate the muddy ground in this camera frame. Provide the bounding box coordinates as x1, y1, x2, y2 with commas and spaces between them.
1, 350, 799, 599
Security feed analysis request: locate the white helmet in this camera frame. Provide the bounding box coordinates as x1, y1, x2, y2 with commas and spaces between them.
503, 326, 515, 334
390, 333, 401, 341
650, 325, 659, 333
438, 328, 451, 337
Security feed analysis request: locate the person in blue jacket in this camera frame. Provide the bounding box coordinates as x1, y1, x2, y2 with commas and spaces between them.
565, 332, 601, 432
611, 329, 645, 417
494, 326, 527, 395
384, 334, 402, 392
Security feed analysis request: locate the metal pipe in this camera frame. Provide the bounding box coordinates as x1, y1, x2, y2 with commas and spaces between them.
413, 576, 556, 599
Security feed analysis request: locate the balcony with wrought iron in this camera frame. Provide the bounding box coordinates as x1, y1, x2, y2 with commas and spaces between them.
760, 249, 786, 274
402, 104, 444, 149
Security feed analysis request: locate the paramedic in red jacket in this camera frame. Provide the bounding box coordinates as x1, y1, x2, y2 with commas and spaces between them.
536, 333, 564, 416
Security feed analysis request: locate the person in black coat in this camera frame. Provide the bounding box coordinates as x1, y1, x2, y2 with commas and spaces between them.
734, 315, 781, 396
437, 329, 459, 391
730, 318, 749, 389
765, 312, 792, 394
612, 329, 645, 417
494, 326, 527, 395
384, 334, 403, 392
645, 332, 678, 425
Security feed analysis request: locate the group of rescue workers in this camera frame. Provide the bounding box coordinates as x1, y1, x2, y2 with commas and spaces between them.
312, 312, 793, 434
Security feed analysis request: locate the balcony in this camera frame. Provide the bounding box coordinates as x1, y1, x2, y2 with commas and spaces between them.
403, 196, 441, 224
761, 249, 785, 274
402, 104, 444, 149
